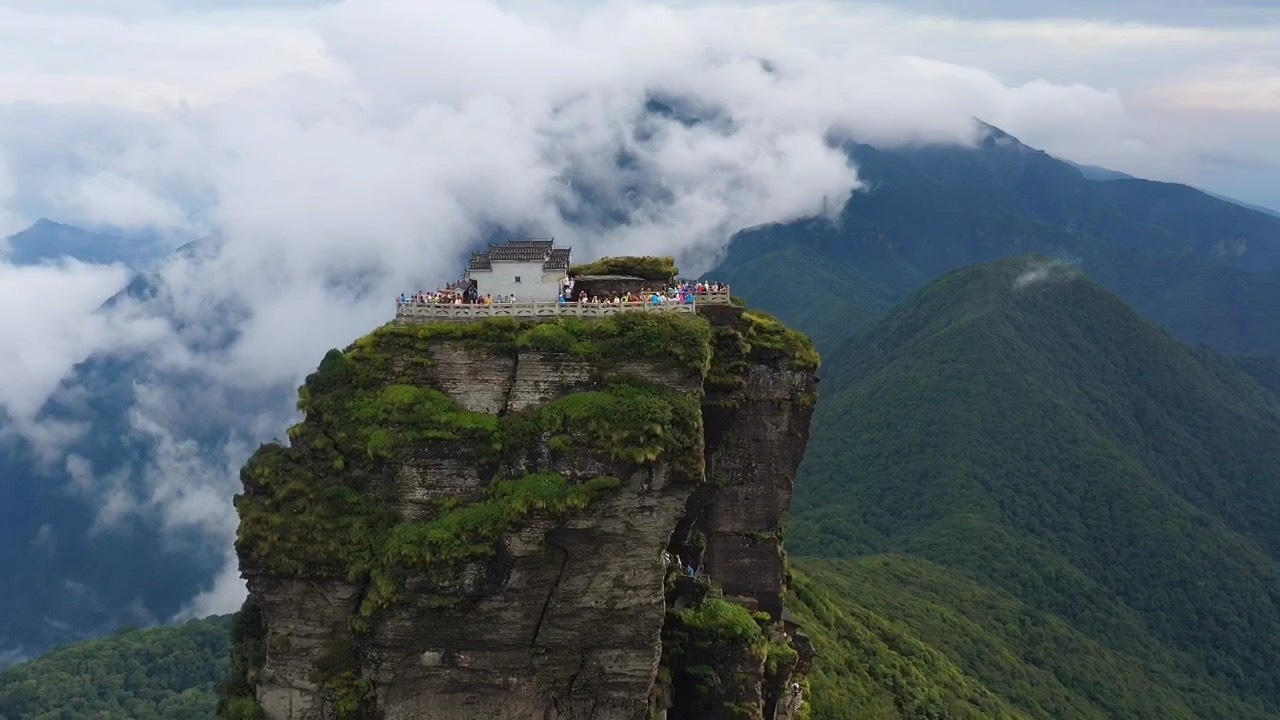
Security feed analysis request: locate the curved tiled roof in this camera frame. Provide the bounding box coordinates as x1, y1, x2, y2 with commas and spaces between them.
544, 247, 571, 270
467, 239, 570, 272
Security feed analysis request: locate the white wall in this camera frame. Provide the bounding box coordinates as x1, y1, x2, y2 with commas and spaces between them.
468, 261, 562, 301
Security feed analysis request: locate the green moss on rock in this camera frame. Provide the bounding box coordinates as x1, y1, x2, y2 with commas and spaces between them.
217, 599, 267, 720
704, 325, 752, 406
386, 472, 619, 565
352, 311, 713, 376
677, 598, 767, 648
238, 311, 711, 616
313, 637, 373, 720
568, 255, 679, 281
348, 384, 499, 459
235, 441, 392, 578
301, 350, 500, 462
499, 380, 705, 476
351, 316, 526, 357
358, 472, 621, 618
700, 308, 819, 410
516, 313, 712, 376
741, 310, 820, 372
662, 597, 794, 718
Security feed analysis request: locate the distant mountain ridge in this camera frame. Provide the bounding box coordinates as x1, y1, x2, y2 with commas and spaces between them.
1203, 191, 1280, 219
714, 122, 1280, 359
2, 218, 168, 269
1064, 159, 1280, 218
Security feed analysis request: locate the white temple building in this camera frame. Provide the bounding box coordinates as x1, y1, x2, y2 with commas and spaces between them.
464, 238, 571, 302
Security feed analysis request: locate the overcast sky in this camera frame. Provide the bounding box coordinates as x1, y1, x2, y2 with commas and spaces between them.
0, 0, 1276, 619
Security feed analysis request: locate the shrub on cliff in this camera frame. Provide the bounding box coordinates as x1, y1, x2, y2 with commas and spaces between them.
499, 380, 704, 475
662, 597, 789, 718
742, 310, 820, 372
515, 312, 713, 375
568, 255, 679, 281
676, 598, 766, 646
375, 473, 617, 572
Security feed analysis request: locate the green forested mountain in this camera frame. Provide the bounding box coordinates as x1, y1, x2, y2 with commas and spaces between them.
714, 242, 894, 351
0, 616, 231, 720
790, 257, 1280, 718
713, 127, 1280, 358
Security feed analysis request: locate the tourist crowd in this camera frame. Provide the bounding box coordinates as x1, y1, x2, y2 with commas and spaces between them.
397, 280, 729, 307
560, 280, 729, 306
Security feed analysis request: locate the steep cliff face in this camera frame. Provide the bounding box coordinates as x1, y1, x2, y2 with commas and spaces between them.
220, 303, 818, 720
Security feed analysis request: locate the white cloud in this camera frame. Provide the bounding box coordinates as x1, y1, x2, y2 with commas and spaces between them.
0, 150, 19, 237
50, 172, 191, 231
1013, 258, 1078, 291
176, 545, 245, 621
0, 646, 29, 669
29, 523, 56, 554
0, 260, 131, 419
0, 0, 1275, 620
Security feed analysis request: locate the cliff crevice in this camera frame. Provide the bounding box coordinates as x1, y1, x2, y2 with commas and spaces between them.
221, 297, 818, 720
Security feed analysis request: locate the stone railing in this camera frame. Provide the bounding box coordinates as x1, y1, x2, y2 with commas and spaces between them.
395, 289, 731, 323
698, 289, 731, 305
396, 300, 694, 323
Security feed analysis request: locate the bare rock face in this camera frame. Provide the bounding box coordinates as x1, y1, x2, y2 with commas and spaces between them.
221, 302, 818, 720
700, 309, 817, 619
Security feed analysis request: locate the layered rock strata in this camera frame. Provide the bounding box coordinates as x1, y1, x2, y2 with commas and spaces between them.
220, 298, 818, 720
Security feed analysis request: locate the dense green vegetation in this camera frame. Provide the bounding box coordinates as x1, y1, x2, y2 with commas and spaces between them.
218, 603, 264, 720
0, 616, 231, 720
359, 472, 621, 618
786, 257, 1280, 718
741, 310, 821, 372
662, 594, 779, 719
501, 383, 705, 474
791, 556, 1280, 720
787, 563, 1026, 720
346, 311, 714, 374
568, 255, 679, 280
714, 243, 894, 353
513, 313, 713, 374
692, 130, 1280, 718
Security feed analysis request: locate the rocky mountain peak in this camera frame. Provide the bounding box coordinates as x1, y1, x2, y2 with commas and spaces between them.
219, 266, 820, 720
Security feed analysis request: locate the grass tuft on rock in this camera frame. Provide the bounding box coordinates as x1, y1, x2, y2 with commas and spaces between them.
499, 380, 705, 476
742, 310, 820, 372
353, 310, 714, 376
677, 598, 767, 647
568, 255, 679, 281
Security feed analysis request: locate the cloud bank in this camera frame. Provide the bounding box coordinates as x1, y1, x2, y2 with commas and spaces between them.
0, 0, 1275, 622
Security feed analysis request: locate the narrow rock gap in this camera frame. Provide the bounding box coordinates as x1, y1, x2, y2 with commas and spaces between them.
561, 652, 590, 706
529, 538, 570, 651
499, 350, 520, 416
